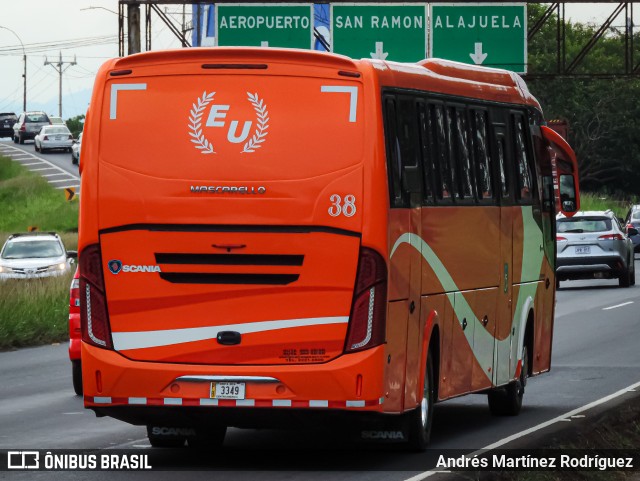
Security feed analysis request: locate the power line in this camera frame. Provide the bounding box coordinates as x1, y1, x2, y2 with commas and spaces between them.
44, 52, 77, 117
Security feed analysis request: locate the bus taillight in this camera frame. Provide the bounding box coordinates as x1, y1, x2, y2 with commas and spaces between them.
345, 248, 387, 353
80, 244, 113, 350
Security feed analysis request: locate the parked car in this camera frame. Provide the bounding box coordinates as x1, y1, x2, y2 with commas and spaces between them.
71, 132, 82, 165
49, 115, 65, 125
0, 112, 18, 138
623, 204, 640, 253
34, 125, 73, 153
68, 268, 82, 395
0, 232, 76, 280
13, 111, 50, 144
556, 210, 637, 287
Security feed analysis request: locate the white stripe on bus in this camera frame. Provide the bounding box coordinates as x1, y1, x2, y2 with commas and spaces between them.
111, 316, 349, 351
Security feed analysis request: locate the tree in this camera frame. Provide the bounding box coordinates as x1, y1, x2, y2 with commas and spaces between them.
65, 115, 85, 138
526, 4, 640, 195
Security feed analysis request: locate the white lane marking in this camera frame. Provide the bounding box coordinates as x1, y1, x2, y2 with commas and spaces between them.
55, 184, 80, 189
0, 143, 79, 181
20, 162, 43, 166
43, 173, 69, 177
403, 379, 640, 481
49, 178, 76, 183
29, 167, 58, 171
603, 301, 634, 311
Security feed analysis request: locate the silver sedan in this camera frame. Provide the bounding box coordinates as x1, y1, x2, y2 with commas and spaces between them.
34, 125, 73, 153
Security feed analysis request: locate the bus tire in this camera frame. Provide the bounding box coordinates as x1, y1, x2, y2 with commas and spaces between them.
71, 360, 83, 396
187, 427, 227, 449
488, 344, 528, 416
146, 426, 187, 448
406, 350, 434, 451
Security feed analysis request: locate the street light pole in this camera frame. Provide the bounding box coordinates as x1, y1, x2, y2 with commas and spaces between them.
0, 25, 27, 111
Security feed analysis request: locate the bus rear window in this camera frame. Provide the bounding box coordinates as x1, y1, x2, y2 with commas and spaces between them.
100, 75, 364, 181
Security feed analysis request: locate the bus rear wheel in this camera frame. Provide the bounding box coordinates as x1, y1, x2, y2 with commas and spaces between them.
406, 350, 434, 451
488, 345, 528, 416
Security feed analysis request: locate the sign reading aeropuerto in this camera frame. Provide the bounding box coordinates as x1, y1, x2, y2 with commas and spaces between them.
331, 3, 428, 62
216, 3, 314, 49
430, 3, 527, 73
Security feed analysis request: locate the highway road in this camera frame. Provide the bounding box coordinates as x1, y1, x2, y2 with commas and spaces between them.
0, 137, 80, 191
1, 274, 639, 480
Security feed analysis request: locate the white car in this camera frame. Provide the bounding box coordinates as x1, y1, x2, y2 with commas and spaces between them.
0, 233, 76, 280
34, 125, 73, 153
49, 116, 65, 125
71, 132, 82, 165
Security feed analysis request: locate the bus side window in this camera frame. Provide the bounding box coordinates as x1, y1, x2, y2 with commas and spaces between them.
444, 107, 457, 201
396, 97, 422, 203
472, 110, 493, 202
418, 102, 436, 205
454, 108, 474, 200
496, 135, 509, 199
384, 97, 406, 208
432, 104, 452, 202
513, 114, 534, 203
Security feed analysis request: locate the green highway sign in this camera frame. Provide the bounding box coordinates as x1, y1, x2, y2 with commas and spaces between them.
430, 3, 527, 73
216, 3, 314, 48
331, 4, 428, 62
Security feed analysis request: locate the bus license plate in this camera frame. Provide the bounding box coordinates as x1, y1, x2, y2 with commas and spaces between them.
575, 246, 590, 255
210, 382, 245, 400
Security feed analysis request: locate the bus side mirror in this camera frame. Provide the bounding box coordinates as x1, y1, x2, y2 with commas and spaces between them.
559, 174, 577, 214
628, 227, 639, 237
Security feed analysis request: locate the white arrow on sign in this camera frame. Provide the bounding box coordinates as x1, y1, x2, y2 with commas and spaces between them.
261, 41, 269, 48
370, 41, 389, 60
469, 42, 488, 65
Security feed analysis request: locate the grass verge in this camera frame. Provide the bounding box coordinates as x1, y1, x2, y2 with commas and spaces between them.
0, 155, 78, 349
0, 273, 74, 349
0, 155, 78, 233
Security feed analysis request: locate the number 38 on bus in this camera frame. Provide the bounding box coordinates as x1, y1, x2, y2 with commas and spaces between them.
78, 48, 579, 450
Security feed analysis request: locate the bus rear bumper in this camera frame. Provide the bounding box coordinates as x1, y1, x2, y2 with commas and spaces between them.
81, 343, 389, 427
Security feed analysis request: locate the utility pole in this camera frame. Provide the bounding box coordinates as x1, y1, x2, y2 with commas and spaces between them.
128, 1, 141, 54
0, 26, 27, 111
44, 52, 76, 118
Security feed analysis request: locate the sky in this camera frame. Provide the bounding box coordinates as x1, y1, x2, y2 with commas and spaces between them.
0, 1, 632, 120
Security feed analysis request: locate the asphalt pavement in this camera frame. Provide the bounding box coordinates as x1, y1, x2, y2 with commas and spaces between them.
1, 273, 639, 480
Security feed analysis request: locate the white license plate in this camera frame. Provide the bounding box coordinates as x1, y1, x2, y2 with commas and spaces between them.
55, 136, 62, 140
210, 382, 245, 400
575, 246, 591, 255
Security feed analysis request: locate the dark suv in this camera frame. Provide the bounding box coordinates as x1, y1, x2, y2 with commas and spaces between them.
0, 112, 18, 138
13, 111, 51, 144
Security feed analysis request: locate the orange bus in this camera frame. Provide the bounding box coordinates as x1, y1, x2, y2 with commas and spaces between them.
78, 48, 579, 450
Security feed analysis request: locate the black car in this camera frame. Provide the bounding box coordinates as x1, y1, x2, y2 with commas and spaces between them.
0, 112, 17, 138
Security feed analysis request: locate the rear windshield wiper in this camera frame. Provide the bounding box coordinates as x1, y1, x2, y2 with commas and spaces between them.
563, 229, 584, 233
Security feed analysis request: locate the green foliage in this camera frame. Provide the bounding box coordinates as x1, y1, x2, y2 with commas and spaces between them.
0, 273, 73, 349
0, 156, 78, 233
527, 5, 640, 196
65, 114, 85, 138
579, 192, 635, 218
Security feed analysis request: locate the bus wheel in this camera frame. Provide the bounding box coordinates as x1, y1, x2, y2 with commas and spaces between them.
146, 426, 187, 448
187, 427, 227, 449
488, 345, 528, 416
406, 350, 434, 451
